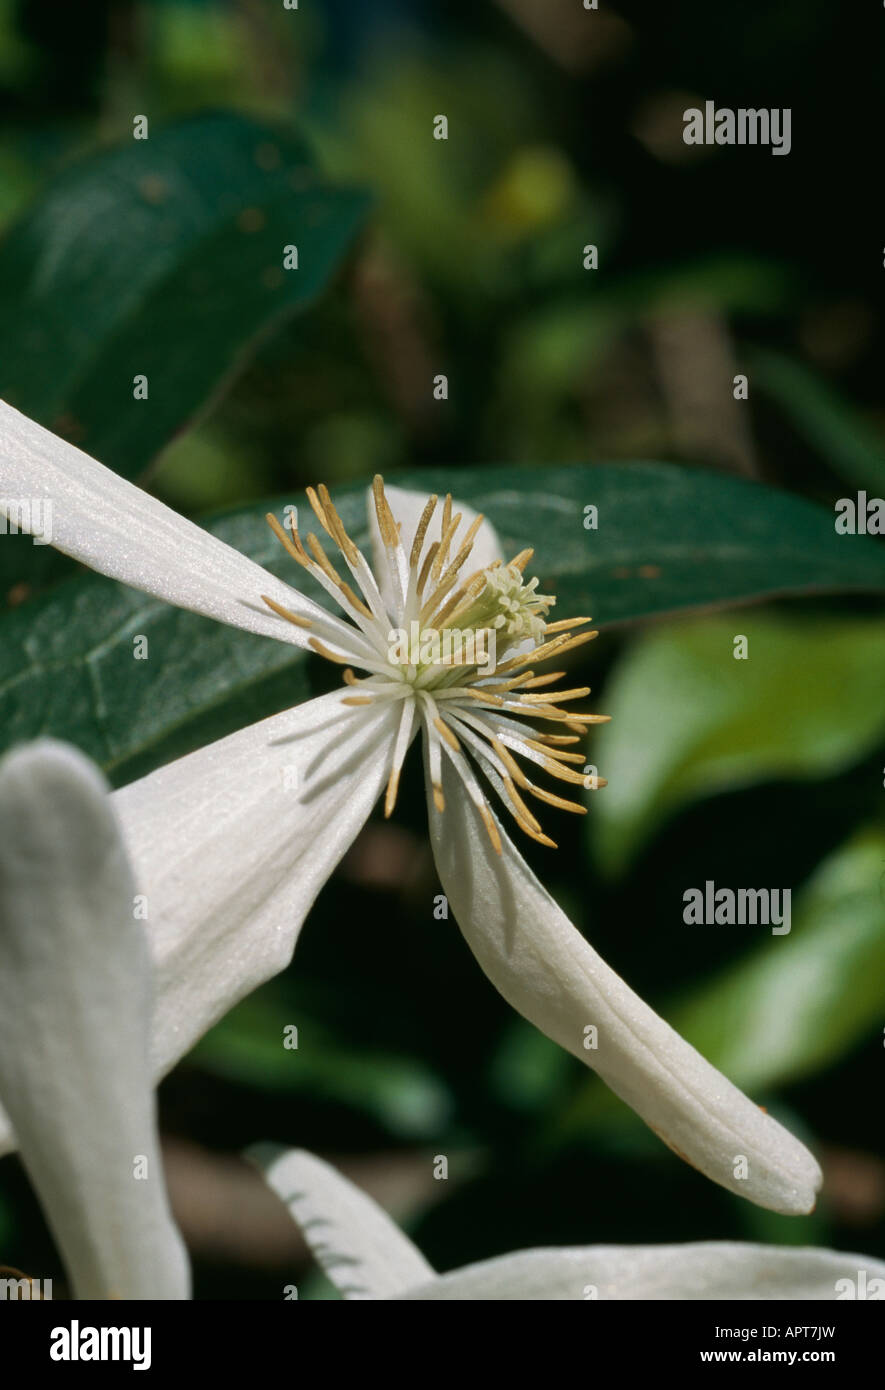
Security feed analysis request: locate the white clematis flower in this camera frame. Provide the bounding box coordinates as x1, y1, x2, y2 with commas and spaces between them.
0, 401, 821, 1213
255, 1147, 885, 1301
0, 740, 189, 1299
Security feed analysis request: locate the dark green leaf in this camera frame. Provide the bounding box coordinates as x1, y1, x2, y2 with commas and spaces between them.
3, 464, 885, 784
0, 110, 369, 479
388, 462, 885, 625
0, 500, 318, 784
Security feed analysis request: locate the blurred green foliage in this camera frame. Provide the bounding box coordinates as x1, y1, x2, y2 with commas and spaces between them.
0, 0, 883, 1298
672, 826, 885, 1093
593, 614, 885, 875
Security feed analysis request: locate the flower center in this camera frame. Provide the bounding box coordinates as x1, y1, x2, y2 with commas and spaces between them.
261, 476, 608, 854
385, 561, 554, 687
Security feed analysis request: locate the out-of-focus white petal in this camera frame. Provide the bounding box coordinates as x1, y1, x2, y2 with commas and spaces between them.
250, 1146, 434, 1299
425, 758, 822, 1215
0, 400, 325, 645
402, 1243, 885, 1301
367, 482, 504, 613
0, 692, 400, 1156
0, 741, 189, 1299
249, 1147, 885, 1300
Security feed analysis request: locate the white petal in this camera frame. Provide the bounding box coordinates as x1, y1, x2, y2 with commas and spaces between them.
0, 400, 326, 645
0, 691, 399, 1157
117, 695, 397, 1084
402, 1242, 885, 1300
249, 1146, 435, 1299
425, 758, 822, 1215
0, 741, 189, 1299
368, 482, 504, 613
117, 690, 399, 1081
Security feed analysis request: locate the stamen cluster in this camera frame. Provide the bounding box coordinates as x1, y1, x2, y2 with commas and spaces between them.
262, 478, 608, 852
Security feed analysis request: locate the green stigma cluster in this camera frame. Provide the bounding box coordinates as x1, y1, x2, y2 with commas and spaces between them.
449, 562, 554, 655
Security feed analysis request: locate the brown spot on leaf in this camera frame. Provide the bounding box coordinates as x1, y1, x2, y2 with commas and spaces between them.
52, 413, 84, 441
6, 582, 31, 608
238, 207, 266, 234
138, 174, 169, 205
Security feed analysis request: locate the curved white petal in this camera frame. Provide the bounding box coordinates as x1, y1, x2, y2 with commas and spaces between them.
425, 756, 822, 1215
0, 741, 189, 1299
250, 1146, 434, 1299
117, 690, 398, 1081
402, 1242, 885, 1301
0, 400, 326, 645
367, 482, 504, 613
0, 691, 399, 1156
